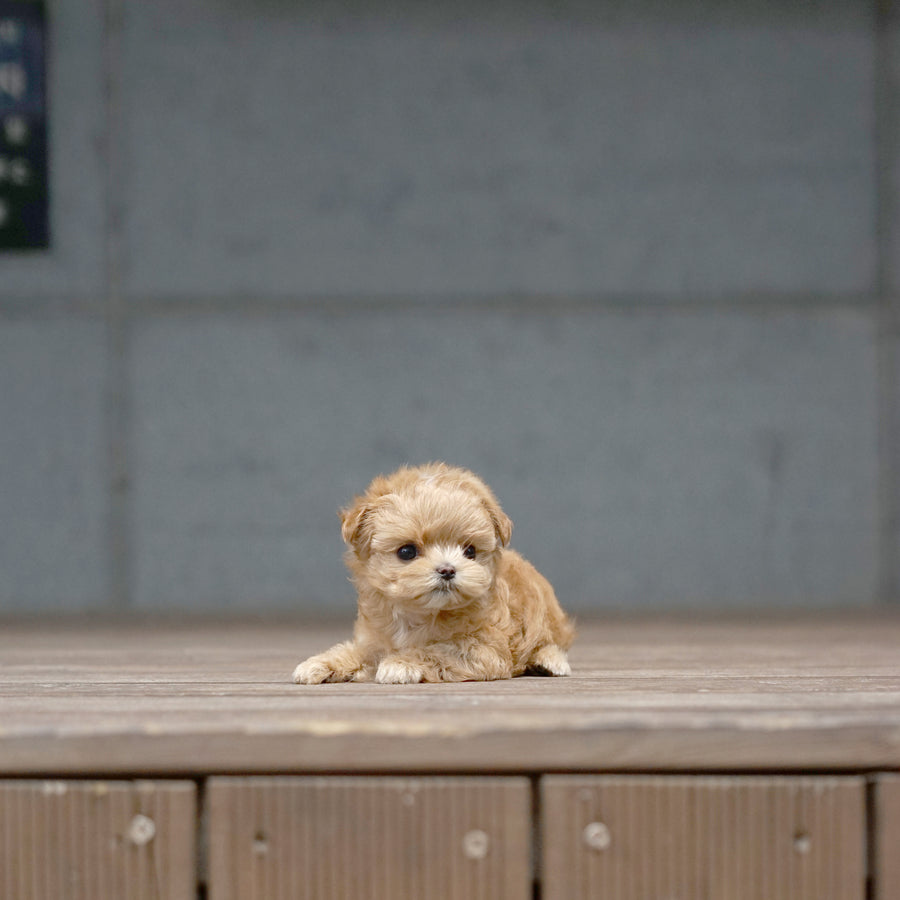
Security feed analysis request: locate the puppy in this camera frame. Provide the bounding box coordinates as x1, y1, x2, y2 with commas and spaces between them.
293, 463, 574, 684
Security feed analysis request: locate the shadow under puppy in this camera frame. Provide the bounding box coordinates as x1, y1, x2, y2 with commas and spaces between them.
293, 463, 574, 684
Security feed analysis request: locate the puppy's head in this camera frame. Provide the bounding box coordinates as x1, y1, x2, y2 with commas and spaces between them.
340, 463, 512, 611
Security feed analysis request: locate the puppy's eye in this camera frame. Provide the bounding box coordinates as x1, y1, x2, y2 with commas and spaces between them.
463, 545, 477, 560
397, 544, 418, 561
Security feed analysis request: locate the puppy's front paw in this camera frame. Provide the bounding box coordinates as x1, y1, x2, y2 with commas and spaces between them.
293, 645, 362, 684
527, 644, 571, 677
375, 657, 424, 684
292, 655, 338, 684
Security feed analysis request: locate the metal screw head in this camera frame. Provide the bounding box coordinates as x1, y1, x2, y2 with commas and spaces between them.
462, 829, 490, 860
252, 831, 269, 855
793, 831, 812, 855
0, 21, 22, 45
583, 821, 611, 852
9, 158, 30, 187
127, 814, 156, 846
4, 115, 28, 145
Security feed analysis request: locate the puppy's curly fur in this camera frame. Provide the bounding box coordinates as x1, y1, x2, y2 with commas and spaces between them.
293, 463, 574, 684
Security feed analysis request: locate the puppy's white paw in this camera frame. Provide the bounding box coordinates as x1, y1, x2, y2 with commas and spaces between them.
292, 657, 331, 684
293, 654, 354, 684
293, 641, 367, 684
376, 658, 424, 684
529, 645, 571, 677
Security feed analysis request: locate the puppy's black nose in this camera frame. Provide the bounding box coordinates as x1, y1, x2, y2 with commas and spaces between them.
437, 564, 456, 581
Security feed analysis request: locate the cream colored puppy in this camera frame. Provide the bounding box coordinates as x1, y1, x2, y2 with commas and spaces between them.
293, 463, 574, 684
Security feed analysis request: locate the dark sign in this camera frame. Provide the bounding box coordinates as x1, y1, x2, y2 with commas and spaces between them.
0, 0, 48, 250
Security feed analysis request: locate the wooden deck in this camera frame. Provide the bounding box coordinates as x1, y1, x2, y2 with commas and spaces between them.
1, 614, 899, 775
2, 614, 900, 898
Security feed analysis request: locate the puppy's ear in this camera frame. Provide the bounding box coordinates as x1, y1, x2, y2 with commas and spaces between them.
461, 472, 513, 547
340, 498, 374, 553
484, 501, 512, 547
491, 508, 513, 547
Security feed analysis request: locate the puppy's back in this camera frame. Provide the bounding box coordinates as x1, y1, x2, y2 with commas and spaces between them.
498, 549, 574, 667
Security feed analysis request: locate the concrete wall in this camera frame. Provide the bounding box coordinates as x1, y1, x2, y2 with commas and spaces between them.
1, 0, 897, 615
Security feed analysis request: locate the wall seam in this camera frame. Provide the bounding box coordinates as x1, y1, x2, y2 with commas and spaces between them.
94, 291, 883, 317
103, 0, 131, 610
0, 291, 883, 316
875, 0, 899, 606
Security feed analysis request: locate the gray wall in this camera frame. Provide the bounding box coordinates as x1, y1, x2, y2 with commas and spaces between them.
1, 0, 898, 615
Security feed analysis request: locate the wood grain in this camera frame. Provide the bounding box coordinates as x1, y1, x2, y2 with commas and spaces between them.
1, 616, 899, 774
541, 775, 866, 900
207, 776, 531, 900
875, 774, 900, 900
0, 779, 196, 900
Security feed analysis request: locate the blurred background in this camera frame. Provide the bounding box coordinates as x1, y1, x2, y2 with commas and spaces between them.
1, 0, 897, 617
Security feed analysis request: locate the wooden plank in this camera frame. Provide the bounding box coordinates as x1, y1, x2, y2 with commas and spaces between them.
541, 775, 866, 900
875, 774, 900, 900
0, 617, 899, 773
207, 776, 531, 900
0, 779, 196, 900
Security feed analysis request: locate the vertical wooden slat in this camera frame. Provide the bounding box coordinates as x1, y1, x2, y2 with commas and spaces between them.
0, 780, 196, 900
875, 774, 900, 900
207, 776, 530, 900
541, 775, 866, 900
